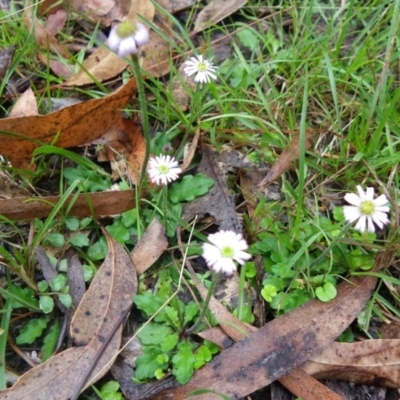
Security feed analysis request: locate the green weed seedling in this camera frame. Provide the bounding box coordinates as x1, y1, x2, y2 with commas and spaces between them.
133, 268, 219, 384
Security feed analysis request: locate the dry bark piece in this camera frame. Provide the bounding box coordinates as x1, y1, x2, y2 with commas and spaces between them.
66, 249, 86, 309
0, 46, 14, 80
0, 189, 136, 220
150, 274, 377, 399
301, 339, 400, 388
130, 218, 168, 274
196, 327, 233, 350
278, 369, 345, 400
0, 78, 137, 167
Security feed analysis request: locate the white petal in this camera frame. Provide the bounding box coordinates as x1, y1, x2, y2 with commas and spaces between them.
344, 193, 361, 206
366, 217, 375, 233
234, 250, 252, 265
374, 194, 389, 207
134, 23, 150, 46
371, 211, 389, 228
118, 37, 137, 57
365, 187, 375, 200
355, 216, 368, 232
356, 185, 367, 199
343, 206, 361, 222
219, 258, 237, 275
107, 27, 121, 52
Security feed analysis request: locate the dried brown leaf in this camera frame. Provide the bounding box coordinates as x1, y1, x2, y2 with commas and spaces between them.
196, 327, 233, 350
0, 189, 136, 220
71, 0, 115, 23
183, 146, 252, 232
301, 339, 400, 388
0, 235, 137, 400
71, 232, 137, 344
131, 218, 168, 274
0, 335, 121, 400
24, 8, 69, 58
9, 88, 38, 118
0, 78, 137, 167
258, 132, 314, 187
151, 274, 377, 399
63, 46, 129, 86
45, 9, 67, 36
99, 116, 146, 184
192, 0, 247, 34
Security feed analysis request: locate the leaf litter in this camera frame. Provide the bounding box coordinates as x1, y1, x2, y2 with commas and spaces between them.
0, 233, 137, 399
1, 0, 399, 399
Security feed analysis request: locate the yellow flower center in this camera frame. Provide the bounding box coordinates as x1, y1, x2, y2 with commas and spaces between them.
197, 62, 207, 72
116, 21, 137, 38
359, 200, 375, 216
220, 246, 234, 258
159, 165, 169, 174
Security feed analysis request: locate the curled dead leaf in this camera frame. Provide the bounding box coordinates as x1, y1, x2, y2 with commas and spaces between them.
0, 78, 137, 167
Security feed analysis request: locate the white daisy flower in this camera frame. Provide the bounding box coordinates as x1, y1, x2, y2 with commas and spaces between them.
148, 155, 182, 185
108, 21, 149, 58
343, 185, 390, 233
183, 55, 218, 83
202, 230, 251, 275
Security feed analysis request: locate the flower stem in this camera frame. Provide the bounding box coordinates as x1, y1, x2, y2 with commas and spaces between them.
187, 272, 220, 335
131, 54, 150, 185
310, 222, 352, 269
162, 185, 168, 234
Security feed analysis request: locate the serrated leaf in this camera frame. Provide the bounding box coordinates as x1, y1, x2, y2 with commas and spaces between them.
135, 347, 169, 381
65, 217, 79, 231
121, 208, 138, 228
88, 237, 108, 260
16, 318, 48, 344
168, 174, 214, 204
50, 274, 66, 291
37, 280, 48, 292
4, 283, 39, 310
106, 220, 130, 244
44, 233, 65, 247
172, 340, 196, 384
160, 333, 179, 352
100, 381, 123, 400
134, 292, 164, 317
137, 322, 174, 346
69, 233, 90, 247
184, 301, 199, 326
236, 28, 260, 51
194, 345, 212, 369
